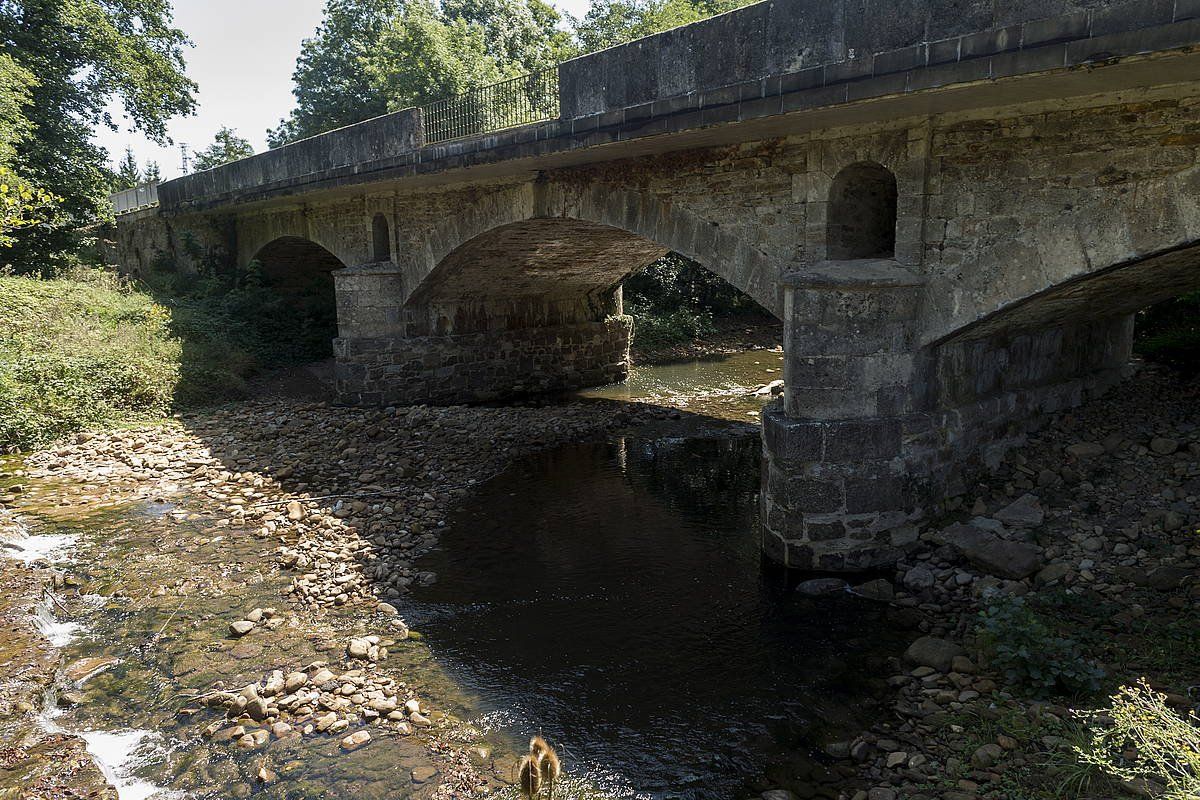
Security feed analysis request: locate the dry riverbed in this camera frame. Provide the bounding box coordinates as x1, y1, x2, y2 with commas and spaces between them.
0, 365, 1197, 799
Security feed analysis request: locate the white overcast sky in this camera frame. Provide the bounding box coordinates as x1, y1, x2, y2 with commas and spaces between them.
92, 0, 591, 180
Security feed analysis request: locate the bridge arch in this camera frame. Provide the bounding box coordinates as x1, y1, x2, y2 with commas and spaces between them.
922, 164, 1200, 345
407, 182, 783, 319
248, 235, 342, 357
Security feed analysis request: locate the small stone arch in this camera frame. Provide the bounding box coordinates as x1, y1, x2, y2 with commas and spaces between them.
250, 236, 343, 356
372, 213, 391, 262
826, 162, 897, 260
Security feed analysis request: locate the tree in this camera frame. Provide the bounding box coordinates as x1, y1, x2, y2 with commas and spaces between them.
114, 146, 141, 190
267, 0, 402, 148
0, 0, 196, 272
573, 0, 751, 52
143, 161, 162, 183
270, 0, 569, 147
192, 127, 254, 171
0, 52, 55, 249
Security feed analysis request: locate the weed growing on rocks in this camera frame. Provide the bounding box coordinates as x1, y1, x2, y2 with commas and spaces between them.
975, 593, 1105, 698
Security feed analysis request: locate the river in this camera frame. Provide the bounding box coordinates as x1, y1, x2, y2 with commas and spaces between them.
1, 348, 911, 800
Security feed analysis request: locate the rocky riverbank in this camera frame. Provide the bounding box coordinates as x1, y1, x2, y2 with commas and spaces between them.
0, 398, 706, 797
629, 315, 782, 365
758, 364, 1199, 800
0, 514, 115, 799
1, 364, 1197, 799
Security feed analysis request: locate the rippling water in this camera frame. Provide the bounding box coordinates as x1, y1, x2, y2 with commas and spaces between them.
407, 435, 904, 799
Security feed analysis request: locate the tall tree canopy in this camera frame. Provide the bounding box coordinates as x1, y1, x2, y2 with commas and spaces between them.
0, 51, 55, 248
270, 0, 569, 146
573, 0, 751, 52
192, 127, 254, 171
0, 0, 196, 271
266, 0, 402, 148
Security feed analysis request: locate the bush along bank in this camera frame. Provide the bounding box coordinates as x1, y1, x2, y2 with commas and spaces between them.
0, 269, 180, 452
788, 364, 1200, 800
624, 253, 780, 363
0, 261, 338, 453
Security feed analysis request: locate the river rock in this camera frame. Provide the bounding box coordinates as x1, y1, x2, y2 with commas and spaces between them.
797, 578, 847, 597
941, 523, 1042, 580
761, 791, 798, 800
347, 638, 371, 658
229, 620, 255, 637
283, 671, 308, 692
1065, 442, 1105, 458
853, 578, 895, 601
994, 494, 1044, 527
340, 730, 370, 751
1150, 437, 1179, 455
902, 565, 935, 590
904, 636, 965, 672
64, 656, 119, 684
971, 743, 1004, 769
412, 766, 438, 783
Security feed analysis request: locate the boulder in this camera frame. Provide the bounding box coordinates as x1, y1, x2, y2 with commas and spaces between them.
994, 494, 1044, 527
796, 578, 847, 597
904, 636, 965, 672
941, 524, 1043, 580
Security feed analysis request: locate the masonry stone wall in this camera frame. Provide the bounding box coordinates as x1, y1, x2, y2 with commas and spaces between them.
333, 317, 632, 406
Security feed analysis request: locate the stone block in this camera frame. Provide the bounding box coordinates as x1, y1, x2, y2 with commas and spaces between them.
824, 419, 902, 460
762, 410, 825, 463
787, 478, 845, 514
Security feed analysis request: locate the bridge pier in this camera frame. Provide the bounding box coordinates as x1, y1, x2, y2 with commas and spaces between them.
761, 261, 926, 570
332, 263, 633, 405
762, 258, 1136, 571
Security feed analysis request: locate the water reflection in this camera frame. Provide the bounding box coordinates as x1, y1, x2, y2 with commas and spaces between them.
408, 435, 903, 799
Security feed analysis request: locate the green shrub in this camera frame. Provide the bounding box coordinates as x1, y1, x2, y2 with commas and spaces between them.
975, 593, 1105, 698
1076, 680, 1200, 799
1135, 291, 1200, 372
0, 270, 180, 450
627, 303, 715, 351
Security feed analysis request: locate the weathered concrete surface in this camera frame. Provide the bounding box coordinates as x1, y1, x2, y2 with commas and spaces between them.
112, 0, 1200, 569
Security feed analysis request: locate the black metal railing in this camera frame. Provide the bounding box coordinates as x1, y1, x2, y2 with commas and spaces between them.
421, 67, 559, 144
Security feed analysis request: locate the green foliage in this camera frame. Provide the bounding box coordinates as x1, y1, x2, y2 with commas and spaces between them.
0, 53, 58, 248
113, 146, 141, 190
1076, 680, 1200, 799
270, 0, 570, 146
0, 0, 196, 271
1135, 291, 1200, 373
0, 270, 180, 451
191, 127, 254, 171
975, 593, 1105, 698
624, 253, 764, 353
267, 0, 401, 148
573, 0, 752, 52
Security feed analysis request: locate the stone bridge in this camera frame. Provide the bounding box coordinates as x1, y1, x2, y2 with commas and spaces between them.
113, 0, 1200, 571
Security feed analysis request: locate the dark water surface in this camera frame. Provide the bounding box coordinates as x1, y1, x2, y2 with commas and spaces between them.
407, 434, 904, 799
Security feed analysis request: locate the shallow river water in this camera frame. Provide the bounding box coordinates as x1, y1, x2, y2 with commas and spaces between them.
6, 350, 909, 799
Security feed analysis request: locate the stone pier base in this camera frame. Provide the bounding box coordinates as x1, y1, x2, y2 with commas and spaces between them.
761, 259, 1137, 572
334, 317, 632, 405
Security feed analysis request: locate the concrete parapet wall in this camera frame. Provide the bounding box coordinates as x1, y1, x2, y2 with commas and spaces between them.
333, 317, 632, 406
157, 109, 424, 212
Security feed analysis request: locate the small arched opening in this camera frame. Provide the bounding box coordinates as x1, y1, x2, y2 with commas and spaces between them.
251, 236, 342, 360
372, 213, 391, 263
827, 162, 898, 260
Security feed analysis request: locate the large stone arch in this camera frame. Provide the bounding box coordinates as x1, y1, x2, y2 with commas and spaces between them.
404, 181, 783, 317
921, 164, 1200, 345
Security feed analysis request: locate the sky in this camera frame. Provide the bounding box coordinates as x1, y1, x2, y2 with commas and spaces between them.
93, 0, 591, 180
